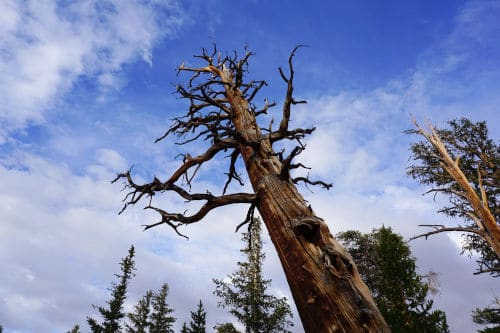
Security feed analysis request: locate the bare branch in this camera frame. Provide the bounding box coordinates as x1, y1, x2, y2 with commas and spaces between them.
268, 126, 316, 143
292, 175, 333, 190
254, 98, 276, 117
235, 201, 257, 232
278, 45, 308, 134
143, 192, 257, 238
223, 148, 244, 194
280, 146, 303, 180
165, 139, 238, 185
409, 224, 485, 242
473, 267, 500, 275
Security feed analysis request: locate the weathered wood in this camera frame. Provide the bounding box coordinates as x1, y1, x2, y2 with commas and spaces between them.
116, 47, 391, 332
412, 119, 500, 259
223, 68, 389, 332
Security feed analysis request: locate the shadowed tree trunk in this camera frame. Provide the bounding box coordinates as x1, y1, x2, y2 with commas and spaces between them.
114, 46, 390, 332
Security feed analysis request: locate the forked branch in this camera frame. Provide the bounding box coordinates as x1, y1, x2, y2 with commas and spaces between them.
115, 45, 331, 237
279, 45, 308, 134
409, 224, 486, 241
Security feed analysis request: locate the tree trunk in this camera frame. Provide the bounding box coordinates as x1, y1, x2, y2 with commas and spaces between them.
222, 69, 390, 332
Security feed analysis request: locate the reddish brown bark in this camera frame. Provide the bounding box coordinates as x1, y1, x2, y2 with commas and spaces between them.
222, 68, 388, 332
115, 47, 390, 332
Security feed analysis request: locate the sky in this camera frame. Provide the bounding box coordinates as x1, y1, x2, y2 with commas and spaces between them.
0, 0, 499, 332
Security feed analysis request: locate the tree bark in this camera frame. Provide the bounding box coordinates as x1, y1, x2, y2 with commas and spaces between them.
116, 48, 391, 332
221, 69, 390, 332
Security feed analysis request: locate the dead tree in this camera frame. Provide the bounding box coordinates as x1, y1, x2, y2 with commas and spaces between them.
113, 46, 389, 332
408, 118, 500, 275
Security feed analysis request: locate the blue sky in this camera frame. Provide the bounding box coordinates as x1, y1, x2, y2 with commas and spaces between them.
0, 1, 499, 332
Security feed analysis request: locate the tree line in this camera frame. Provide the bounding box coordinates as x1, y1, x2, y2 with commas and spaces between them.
66, 218, 293, 333
67, 215, 486, 332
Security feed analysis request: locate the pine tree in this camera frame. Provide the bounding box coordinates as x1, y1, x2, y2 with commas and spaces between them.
338, 227, 449, 332
149, 283, 176, 333
214, 323, 240, 333
188, 300, 207, 333
180, 322, 189, 333
473, 297, 500, 333
66, 325, 81, 333
125, 290, 153, 333
213, 218, 293, 333
87, 246, 136, 333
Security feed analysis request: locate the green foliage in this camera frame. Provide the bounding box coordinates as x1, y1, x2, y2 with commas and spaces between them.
214, 323, 240, 333
125, 283, 175, 333
213, 218, 293, 333
66, 325, 81, 333
149, 284, 176, 333
125, 290, 153, 333
338, 227, 449, 332
407, 117, 499, 276
87, 246, 136, 333
187, 300, 207, 333
180, 322, 189, 333
80, 247, 176, 333
473, 297, 500, 332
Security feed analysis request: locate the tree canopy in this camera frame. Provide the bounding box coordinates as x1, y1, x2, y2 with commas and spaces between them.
214, 323, 241, 333
87, 246, 136, 333
187, 300, 207, 333
338, 227, 449, 332
473, 297, 500, 333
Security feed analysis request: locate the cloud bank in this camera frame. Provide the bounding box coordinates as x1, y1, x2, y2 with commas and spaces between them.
0, 0, 184, 143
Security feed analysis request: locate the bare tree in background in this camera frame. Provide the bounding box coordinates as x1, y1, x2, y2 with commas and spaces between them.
114, 46, 389, 332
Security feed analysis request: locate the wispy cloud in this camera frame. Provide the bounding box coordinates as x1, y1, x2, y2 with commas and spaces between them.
0, 0, 184, 143
0, 0, 499, 332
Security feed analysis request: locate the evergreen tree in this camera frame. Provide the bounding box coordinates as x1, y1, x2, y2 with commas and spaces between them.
214, 323, 240, 333
213, 218, 293, 333
66, 325, 81, 333
149, 283, 176, 333
180, 322, 189, 333
126, 290, 153, 333
473, 297, 500, 333
188, 300, 207, 333
338, 227, 449, 332
87, 246, 136, 333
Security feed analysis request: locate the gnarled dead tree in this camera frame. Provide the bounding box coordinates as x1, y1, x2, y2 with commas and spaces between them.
113, 46, 389, 332
408, 118, 500, 276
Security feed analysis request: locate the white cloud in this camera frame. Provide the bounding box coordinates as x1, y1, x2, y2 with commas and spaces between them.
0, 0, 499, 332
0, 0, 184, 142
0, 151, 271, 332
96, 148, 128, 172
